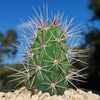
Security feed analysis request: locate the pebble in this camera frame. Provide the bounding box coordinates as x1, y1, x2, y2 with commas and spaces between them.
26, 92, 31, 98
24, 96, 31, 100
0, 92, 6, 98
16, 95, 24, 100
31, 95, 38, 100
57, 95, 64, 100
9, 94, 17, 100
0, 98, 6, 100
19, 87, 27, 92
6, 92, 12, 98
37, 91, 42, 97
77, 89, 86, 95
87, 91, 92, 94
51, 95, 57, 100
63, 95, 70, 100
39, 92, 50, 100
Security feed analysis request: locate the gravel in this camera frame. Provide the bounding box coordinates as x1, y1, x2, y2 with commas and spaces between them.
0, 87, 100, 100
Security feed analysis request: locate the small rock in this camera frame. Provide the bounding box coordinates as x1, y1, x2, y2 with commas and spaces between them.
14, 90, 19, 94
37, 91, 42, 97
77, 89, 86, 95
0, 98, 6, 100
19, 87, 27, 92
64, 90, 73, 96
86, 93, 100, 100
57, 95, 64, 100
67, 89, 77, 95
31, 95, 38, 100
63, 95, 70, 100
16, 95, 24, 100
6, 92, 12, 98
43, 97, 51, 100
87, 91, 92, 94
51, 95, 57, 100
8, 94, 17, 100
23, 96, 31, 100
20, 93, 31, 100
72, 94, 84, 100
0, 92, 6, 98
26, 92, 31, 97
39, 93, 50, 100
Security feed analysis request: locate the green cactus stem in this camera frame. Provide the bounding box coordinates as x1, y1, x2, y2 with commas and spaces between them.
8, 5, 88, 96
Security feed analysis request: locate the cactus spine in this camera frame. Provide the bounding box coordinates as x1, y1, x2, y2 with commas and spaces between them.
9, 5, 87, 95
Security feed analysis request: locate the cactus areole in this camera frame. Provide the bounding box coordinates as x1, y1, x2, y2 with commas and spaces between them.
10, 5, 87, 96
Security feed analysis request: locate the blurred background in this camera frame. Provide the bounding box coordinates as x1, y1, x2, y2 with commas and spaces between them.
0, 0, 100, 93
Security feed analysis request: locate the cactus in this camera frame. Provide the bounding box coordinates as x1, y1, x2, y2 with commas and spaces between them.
9, 5, 88, 95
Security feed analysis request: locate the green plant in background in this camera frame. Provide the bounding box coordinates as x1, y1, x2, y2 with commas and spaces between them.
0, 64, 22, 91
9, 5, 88, 95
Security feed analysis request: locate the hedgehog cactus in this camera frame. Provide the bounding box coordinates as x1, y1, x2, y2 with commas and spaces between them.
26, 25, 70, 95
9, 5, 88, 95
